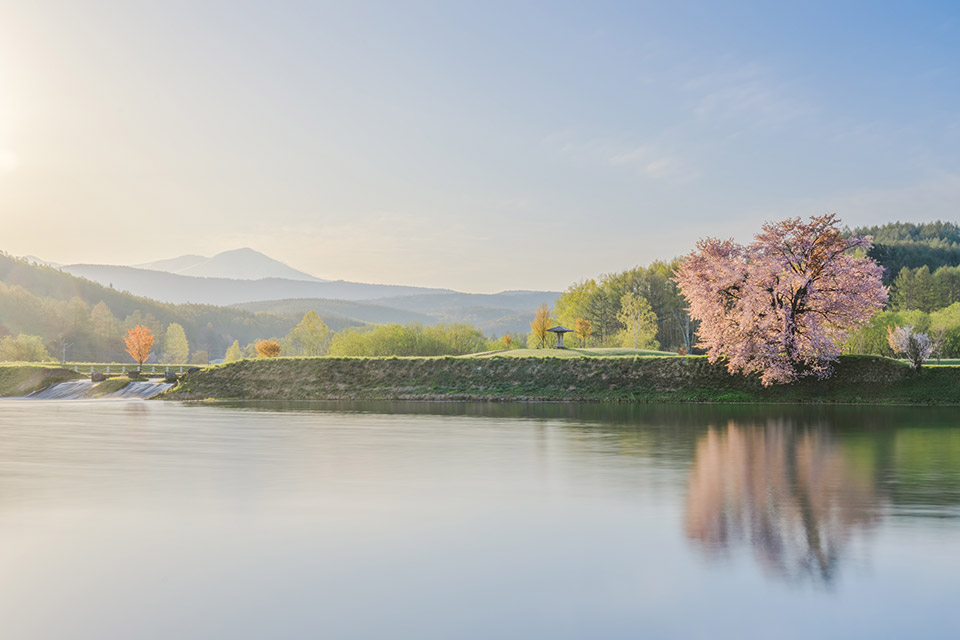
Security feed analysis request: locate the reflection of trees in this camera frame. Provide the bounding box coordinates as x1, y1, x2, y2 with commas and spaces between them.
685, 422, 881, 583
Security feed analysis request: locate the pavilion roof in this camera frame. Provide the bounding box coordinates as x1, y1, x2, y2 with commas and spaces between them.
547, 326, 573, 333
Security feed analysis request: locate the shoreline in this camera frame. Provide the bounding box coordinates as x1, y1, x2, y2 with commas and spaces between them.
159, 355, 960, 406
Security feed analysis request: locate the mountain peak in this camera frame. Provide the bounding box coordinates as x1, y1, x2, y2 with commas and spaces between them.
135, 248, 324, 282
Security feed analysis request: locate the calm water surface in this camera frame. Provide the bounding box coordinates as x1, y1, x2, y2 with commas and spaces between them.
0, 399, 957, 639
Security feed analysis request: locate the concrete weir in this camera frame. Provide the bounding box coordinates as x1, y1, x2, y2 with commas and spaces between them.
26, 380, 173, 400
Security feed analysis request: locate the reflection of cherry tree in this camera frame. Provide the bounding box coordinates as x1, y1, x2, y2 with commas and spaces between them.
685, 422, 881, 583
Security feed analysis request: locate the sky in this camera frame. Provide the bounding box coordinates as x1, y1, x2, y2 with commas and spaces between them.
1, 0, 959, 293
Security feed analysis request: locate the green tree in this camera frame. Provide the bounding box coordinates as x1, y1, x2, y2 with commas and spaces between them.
617, 292, 659, 349
285, 311, 330, 357
224, 340, 243, 362
163, 323, 190, 363
0, 334, 52, 362
327, 322, 488, 356
89, 301, 122, 361
844, 309, 929, 356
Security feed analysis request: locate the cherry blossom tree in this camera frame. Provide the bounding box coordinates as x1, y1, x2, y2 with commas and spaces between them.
675, 215, 887, 385
886, 325, 932, 369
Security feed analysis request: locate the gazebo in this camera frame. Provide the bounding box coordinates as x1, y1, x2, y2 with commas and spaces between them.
547, 325, 574, 349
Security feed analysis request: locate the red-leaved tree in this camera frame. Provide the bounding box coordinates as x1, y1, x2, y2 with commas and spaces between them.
675, 215, 887, 385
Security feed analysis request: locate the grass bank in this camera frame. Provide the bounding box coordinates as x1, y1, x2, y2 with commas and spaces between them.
161, 355, 960, 405
0, 365, 82, 396
470, 347, 675, 358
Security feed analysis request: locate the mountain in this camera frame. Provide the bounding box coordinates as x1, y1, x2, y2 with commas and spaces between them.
134, 248, 325, 282
133, 254, 207, 273
22, 255, 61, 268
0, 253, 312, 362
60, 264, 456, 305
235, 290, 561, 335
234, 298, 437, 327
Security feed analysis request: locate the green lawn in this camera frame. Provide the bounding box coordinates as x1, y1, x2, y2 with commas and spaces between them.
921, 359, 960, 366
468, 347, 678, 358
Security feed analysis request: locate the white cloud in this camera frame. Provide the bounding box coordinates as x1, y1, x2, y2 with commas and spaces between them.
609, 145, 699, 182
683, 63, 814, 128
544, 132, 698, 183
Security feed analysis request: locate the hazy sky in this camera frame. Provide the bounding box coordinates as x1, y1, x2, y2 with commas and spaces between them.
1, 1, 959, 292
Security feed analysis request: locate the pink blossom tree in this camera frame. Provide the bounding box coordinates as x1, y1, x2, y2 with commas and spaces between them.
675, 215, 888, 385
886, 325, 932, 369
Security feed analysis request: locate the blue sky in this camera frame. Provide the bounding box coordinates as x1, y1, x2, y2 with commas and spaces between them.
1, 1, 958, 291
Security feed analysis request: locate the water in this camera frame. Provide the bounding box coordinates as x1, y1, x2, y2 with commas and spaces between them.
0, 400, 957, 639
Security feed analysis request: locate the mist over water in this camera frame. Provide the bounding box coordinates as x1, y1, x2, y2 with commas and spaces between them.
0, 400, 956, 639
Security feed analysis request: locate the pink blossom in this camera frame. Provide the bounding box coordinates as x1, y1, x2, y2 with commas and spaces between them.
675, 215, 888, 385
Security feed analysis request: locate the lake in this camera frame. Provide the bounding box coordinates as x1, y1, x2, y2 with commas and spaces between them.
0, 399, 957, 639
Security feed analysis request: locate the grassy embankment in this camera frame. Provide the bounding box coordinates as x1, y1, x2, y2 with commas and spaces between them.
0, 365, 82, 396
163, 354, 960, 405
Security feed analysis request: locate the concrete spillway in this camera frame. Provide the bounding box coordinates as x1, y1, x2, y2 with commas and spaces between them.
27, 380, 97, 400
106, 381, 174, 399
25, 380, 174, 400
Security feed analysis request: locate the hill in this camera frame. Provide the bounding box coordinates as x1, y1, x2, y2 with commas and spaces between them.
0, 252, 335, 362
60, 264, 455, 305
854, 221, 960, 282
235, 290, 561, 335
234, 298, 437, 326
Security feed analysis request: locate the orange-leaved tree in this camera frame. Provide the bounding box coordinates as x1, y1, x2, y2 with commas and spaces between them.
125, 324, 154, 371
255, 340, 282, 358
530, 303, 551, 348
502, 333, 512, 349
574, 317, 592, 347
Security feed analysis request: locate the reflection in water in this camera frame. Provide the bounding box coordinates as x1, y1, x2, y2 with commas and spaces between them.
685, 421, 882, 583
0, 401, 957, 638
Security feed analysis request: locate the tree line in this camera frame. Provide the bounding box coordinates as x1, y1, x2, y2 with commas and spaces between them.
547, 260, 694, 352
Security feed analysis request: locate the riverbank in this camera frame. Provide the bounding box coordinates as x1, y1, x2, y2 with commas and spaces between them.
0, 366, 82, 397
0, 365, 178, 399
161, 355, 960, 405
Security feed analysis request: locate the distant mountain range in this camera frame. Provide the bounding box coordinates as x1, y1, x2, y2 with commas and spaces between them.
60, 264, 453, 305
133, 247, 325, 282
234, 291, 558, 335
28, 248, 560, 335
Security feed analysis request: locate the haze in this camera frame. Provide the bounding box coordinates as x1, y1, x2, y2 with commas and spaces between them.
1, 1, 958, 292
